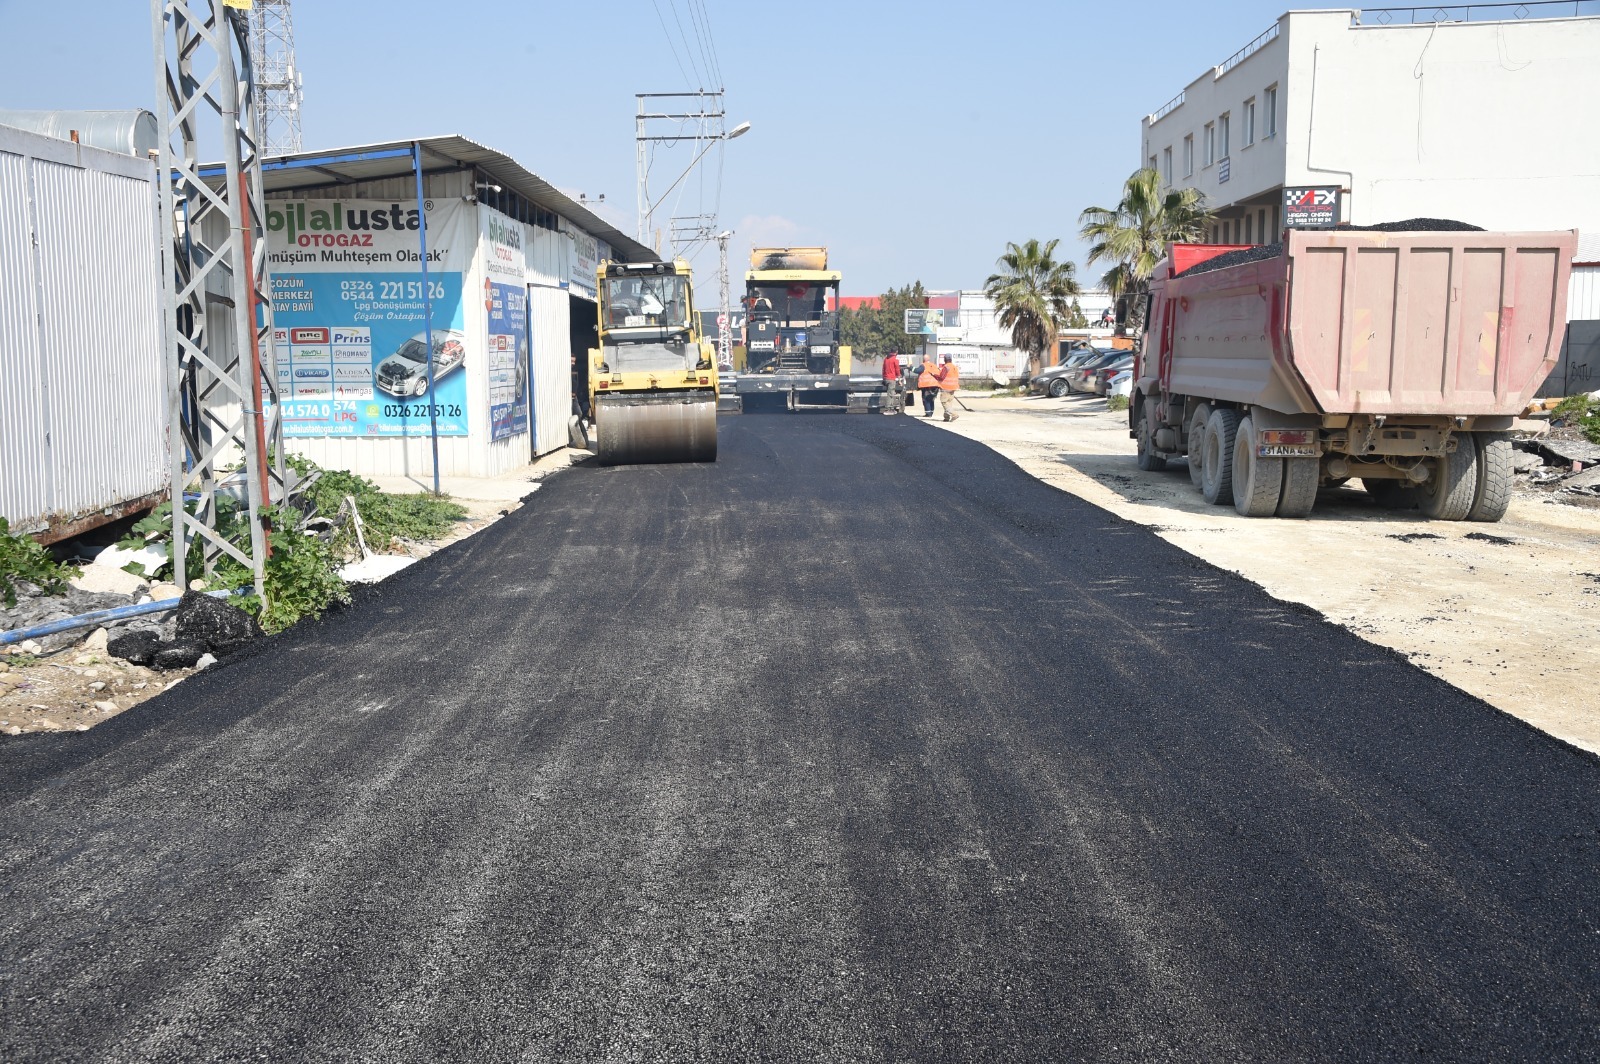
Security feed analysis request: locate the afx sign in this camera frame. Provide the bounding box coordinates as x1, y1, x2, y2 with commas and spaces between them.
1284, 187, 1341, 229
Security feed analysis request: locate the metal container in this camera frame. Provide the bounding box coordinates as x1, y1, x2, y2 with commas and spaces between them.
1153, 229, 1578, 418
0, 123, 167, 542
0, 110, 159, 158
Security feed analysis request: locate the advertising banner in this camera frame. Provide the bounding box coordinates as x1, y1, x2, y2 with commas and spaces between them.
1284, 186, 1341, 229
904, 308, 946, 336
481, 206, 529, 441
265, 198, 474, 437
564, 218, 600, 299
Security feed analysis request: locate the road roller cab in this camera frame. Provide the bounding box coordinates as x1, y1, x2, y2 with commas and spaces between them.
589, 259, 719, 465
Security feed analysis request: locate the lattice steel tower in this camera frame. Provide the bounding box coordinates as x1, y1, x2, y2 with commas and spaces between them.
249, 0, 303, 155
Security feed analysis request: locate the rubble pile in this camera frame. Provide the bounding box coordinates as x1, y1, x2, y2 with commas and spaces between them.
1, 548, 263, 671
1513, 436, 1600, 498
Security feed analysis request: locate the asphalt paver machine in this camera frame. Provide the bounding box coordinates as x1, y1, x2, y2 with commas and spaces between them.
723, 247, 892, 413
589, 259, 719, 465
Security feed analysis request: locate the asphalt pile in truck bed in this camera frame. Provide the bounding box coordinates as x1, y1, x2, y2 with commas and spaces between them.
1174, 218, 1485, 278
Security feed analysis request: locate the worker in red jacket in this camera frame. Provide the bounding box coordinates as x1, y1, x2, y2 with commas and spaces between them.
881, 350, 901, 415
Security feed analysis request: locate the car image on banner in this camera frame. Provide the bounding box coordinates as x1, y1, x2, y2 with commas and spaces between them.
376, 330, 467, 398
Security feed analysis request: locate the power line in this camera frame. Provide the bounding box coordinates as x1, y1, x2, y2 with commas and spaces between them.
666, 0, 707, 87
650, 0, 694, 88
685, 0, 720, 90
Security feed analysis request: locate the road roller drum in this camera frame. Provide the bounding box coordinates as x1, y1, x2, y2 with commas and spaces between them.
595, 392, 717, 466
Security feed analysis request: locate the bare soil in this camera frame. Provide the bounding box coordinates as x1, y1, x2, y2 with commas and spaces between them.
0, 649, 181, 735
935, 394, 1600, 754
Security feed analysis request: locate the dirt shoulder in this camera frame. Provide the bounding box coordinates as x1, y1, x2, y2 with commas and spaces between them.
932, 394, 1600, 755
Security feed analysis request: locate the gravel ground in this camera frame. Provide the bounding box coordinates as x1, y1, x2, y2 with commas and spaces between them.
1, 413, 1597, 1062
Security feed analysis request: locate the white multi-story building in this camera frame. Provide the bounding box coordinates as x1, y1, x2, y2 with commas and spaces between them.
1140, 5, 1600, 246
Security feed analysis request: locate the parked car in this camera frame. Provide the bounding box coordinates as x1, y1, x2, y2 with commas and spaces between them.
1029, 346, 1115, 397
1107, 369, 1133, 398
376, 330, 467, 398
1091, 354, 1136, 395
1066, 348, 1127, 394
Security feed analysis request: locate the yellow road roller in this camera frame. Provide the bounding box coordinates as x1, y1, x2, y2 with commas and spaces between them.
589, 259, 718, 465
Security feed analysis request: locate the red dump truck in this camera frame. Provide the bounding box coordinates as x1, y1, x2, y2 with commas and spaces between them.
1131, 226, 1577, 521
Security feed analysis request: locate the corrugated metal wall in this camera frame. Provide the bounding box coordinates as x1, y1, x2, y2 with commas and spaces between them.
1571, 265, 1600, 320
0, 125, 165, 539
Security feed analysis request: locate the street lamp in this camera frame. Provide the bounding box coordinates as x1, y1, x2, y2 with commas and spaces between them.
639, 121, 751, 251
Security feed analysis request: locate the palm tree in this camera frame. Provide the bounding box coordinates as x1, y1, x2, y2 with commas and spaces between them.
983, 238, 1081, 378
1078, 168, 1212, 334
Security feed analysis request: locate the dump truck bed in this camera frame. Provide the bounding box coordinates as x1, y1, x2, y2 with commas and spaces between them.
1152, 229, 1577, 418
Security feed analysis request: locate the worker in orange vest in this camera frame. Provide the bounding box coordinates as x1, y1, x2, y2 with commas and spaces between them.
916, 355, 939, 418
934, 355, 960, 422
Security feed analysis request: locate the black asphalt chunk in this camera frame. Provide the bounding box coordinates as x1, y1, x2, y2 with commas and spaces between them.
1175, 242, 1283, 277
2, 414, 1597, 1061
173, 589, 263, 658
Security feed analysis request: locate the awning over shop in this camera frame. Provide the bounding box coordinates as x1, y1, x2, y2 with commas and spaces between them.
199, 133, 655, 264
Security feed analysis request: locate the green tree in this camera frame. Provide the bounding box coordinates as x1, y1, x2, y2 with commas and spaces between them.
983, 238, 1081, 377
1078, 167, 1212, 335
840, 281, 929, 362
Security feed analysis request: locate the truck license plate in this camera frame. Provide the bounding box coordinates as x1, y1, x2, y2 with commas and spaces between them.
1258, 429, 1318, 458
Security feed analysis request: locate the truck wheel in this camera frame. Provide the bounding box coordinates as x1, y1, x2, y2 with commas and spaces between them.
1467, 434, 1513, 522
1201, 408, 1240, 505
1232, 416, 1284, 517
1136, 401, 1168, 471
1277, 457, 1319, 518
1419, 440, 1480, 521
1187, 405, 1210, 489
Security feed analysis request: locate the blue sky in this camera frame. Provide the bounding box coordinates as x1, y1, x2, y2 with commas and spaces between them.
1, 0, 1291, 294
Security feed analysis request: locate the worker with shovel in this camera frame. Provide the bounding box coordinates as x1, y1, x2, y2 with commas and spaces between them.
935, 355, 961, 422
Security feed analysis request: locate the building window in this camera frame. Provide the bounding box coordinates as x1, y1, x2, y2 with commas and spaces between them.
1244, 98, 1256, 147
1183, 134, 1194, 176
1162, 147, 1172, 184
1204, 123, 1215, 166
1219, 113, 1231, 160
1265, 85, 1278, 138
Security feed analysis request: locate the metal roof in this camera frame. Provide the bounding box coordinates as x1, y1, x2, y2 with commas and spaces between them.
201, 133, 656, 262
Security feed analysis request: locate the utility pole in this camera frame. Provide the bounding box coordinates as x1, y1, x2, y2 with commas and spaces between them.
635, 91, 727, 255
248, 0, 303, 155
151, 0, 283, 599
715, 230, 733, 367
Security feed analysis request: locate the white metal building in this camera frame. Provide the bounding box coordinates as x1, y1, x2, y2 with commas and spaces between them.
1140, 6, 1600, 245
1, 122, 167, 541
204, 136, 655, 481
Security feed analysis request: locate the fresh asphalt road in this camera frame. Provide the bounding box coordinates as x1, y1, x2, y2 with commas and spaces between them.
2, 413, 1597, 1062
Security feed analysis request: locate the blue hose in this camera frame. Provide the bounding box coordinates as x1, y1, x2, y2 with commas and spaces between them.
0, 590, 240, 648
